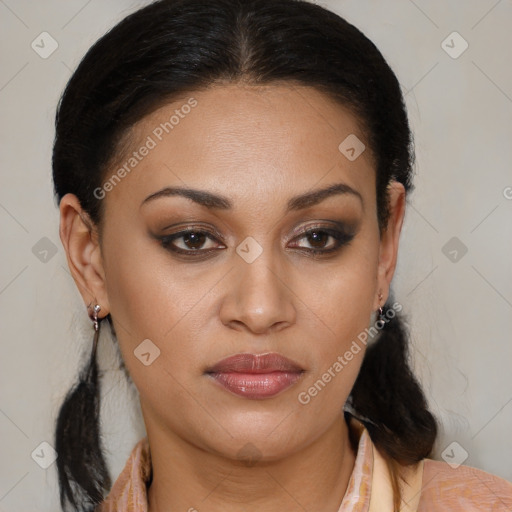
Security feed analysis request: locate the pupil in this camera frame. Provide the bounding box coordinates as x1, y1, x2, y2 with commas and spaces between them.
184, 232, 205, 249
309, 231, 327, 248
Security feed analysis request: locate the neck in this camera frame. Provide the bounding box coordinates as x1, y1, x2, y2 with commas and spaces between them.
147, 414, 357, 512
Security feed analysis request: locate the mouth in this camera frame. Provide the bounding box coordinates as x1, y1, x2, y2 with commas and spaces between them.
205, 352, 305, 400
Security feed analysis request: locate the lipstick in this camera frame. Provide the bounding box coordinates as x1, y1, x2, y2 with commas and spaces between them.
205, 352, 304, 399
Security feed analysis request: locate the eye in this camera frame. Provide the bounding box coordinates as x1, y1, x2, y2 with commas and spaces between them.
289, 226, 354, 255
160, 229, 224, 255
157, 223, 355, 258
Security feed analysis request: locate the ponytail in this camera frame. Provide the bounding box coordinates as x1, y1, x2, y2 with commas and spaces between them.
54, 315, 113, 511
347, 306, 437, 510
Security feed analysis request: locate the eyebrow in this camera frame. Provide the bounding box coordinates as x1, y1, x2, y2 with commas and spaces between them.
140, 182, 363, 211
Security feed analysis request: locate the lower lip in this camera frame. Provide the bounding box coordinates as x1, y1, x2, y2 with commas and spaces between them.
209, 371, 303, 399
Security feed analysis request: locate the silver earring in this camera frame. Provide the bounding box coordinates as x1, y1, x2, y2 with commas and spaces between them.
88, 303, 102, 359
377, 292, 384, 322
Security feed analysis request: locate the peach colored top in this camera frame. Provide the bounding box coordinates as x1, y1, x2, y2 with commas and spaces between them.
96, 428, 512, 511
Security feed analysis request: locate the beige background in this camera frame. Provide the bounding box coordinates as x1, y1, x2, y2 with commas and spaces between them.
1, 0, 511, 510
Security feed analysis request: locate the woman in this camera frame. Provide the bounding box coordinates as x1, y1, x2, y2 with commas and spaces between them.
52, 0, 512, 511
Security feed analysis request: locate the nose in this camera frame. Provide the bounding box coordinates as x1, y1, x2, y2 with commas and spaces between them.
219, 249, 297, 335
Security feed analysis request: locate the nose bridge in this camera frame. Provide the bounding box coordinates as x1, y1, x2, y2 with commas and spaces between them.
238, 242, 281, 298
221, 235, 296, 333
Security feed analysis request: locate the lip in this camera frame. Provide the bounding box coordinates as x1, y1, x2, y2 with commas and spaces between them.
205, 352, 304, 399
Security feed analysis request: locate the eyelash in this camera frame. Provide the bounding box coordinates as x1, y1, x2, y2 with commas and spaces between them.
158, 224, 354, 257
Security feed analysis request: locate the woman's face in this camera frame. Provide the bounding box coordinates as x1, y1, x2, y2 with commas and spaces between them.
62, 83, 405, 461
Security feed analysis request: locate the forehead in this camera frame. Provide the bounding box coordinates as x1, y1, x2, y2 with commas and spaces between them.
103, 83, 376, 213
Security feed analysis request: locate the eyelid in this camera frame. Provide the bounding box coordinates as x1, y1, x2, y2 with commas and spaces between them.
288, 220, 356, 239
159, 223, 226, 241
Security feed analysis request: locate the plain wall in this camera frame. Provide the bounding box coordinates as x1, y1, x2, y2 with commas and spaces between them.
1, 0, 511, 510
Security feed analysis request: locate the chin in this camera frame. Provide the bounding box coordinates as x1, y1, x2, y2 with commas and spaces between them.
201, 410, 316, 462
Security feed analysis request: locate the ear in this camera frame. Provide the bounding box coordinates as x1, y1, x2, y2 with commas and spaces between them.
59, 193, 110, 318
375, 181, 406, 308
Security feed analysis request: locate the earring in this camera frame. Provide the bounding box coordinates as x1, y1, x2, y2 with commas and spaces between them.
377, 292, 384, 322
88, 303, 102, 360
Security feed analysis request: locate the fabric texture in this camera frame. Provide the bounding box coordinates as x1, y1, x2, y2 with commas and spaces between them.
96, 426, 512, 511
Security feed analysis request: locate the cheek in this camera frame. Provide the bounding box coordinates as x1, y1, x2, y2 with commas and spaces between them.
313, 242, 379, 336
101, 229, 227, 402
101, 229, 190, 368
104, 249, 200, 423
296, 240, 379, 398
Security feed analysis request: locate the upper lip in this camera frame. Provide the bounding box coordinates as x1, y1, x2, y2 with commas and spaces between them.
205, 352, 304, 374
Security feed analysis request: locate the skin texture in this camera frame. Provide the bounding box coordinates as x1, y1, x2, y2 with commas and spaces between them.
59, 83, 405, 512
